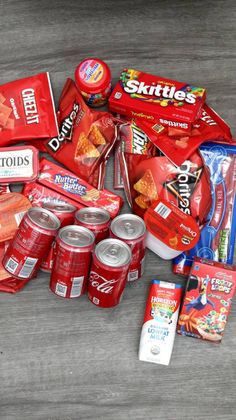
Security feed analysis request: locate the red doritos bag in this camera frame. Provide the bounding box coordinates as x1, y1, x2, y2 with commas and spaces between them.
119, 121, 212, 224
136, 104, 232, 167
45, 79, 117, 186
0, 73, 58, 146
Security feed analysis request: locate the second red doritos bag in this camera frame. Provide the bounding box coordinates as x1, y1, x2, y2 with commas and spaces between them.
45, 79, 117, 185
119, 121, 212, 224
0, 73, 58, 146
136, 104, 232, 167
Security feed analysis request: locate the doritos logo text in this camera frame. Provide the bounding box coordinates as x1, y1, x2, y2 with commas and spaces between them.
165, 161, 203, 215
47, 103, 79, 152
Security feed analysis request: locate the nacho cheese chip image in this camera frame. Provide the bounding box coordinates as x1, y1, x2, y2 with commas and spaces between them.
89, 124, 106, 145
75, 132, 100, 159
133, 169, 157, 200
135, 194, 151, 209
169, 236, 178, 247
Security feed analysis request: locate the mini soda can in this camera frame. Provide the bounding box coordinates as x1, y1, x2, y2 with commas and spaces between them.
139, 280, 182, 366
177, 257, 236, 343
110, 214, 146, 281
88, 238, 132, 308
40, 201, 77, 272
74, 207, 110, 244
75, 58, 112, 107
3, 207, 60, 280
50, 225, 95, 299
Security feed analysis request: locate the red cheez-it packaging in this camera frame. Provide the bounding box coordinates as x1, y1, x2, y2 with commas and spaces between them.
109, 68, 206, 131
0, 73, 58, 146
137, 104, 232, 167
45, 79, 117, 185
38, 158, 123, 218
178, 257, 236, 343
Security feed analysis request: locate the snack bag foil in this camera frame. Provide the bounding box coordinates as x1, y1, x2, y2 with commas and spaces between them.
136, 104, 232, 167
0, 73, 58, 146
173, 142, 236, 276
119, 122, 211, 223
45, 79, 117, 185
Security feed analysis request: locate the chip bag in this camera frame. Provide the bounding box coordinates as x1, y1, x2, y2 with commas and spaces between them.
136, 104, 232, 167
45, 78, 117, 184
119, 120, 212, 223
173, 142, 236, 276
0, 73, 58, 146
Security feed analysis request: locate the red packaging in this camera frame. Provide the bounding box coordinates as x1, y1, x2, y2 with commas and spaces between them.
0, 145, 39, 184
120, 140, 211, 224
40, 201, 77, 272
178, 257, 236, 343
109, 68, 206, 130
0, 185, 11, 194
50, 225, 95, 298
88, 238, 132, 308
45, 78, 117, 183
3, 207, 60, 279
0, 241, 31, 293
75, 58, 112, 107
137, 104, 232, 167
0, 193, 32, 243
22, 181, 84, 210
0, 73, 58, 146
74, 207, 110, 243
38, 158, 123, 218
110, 214, 146, 281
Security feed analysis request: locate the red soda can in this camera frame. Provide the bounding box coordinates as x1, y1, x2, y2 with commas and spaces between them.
74, 207, 110, 243
40, 201, 77, 272
3, 207, 60, 280
110, 214, 146, 282
50, 225, 95, 299
88, 238, 131, 308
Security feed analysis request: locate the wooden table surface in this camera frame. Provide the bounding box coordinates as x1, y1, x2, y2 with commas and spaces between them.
0, 1, 236, 419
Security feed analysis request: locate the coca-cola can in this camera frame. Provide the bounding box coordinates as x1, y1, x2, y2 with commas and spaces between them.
88, 238, 132, 308
40, 200, 77, 272
3, 207, 60, 280
50, 225, 95, 299
110, 214, 146, 282
74, 207, 110, 243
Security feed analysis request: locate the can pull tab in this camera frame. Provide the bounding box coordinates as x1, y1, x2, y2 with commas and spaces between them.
124, 222, 135, 236
105, 244, 120, 263
40, 212, 50, 224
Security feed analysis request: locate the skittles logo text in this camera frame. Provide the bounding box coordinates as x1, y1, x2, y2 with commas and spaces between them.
124, 80, 197, 104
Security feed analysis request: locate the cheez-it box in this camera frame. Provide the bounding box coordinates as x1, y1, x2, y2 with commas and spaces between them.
178, 257, 236, 343
109, 68, 206, 131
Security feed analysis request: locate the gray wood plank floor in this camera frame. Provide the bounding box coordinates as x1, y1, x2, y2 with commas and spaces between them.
0, 1, 236, 419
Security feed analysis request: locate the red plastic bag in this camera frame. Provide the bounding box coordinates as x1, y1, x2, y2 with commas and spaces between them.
0, 73, 58, 146
44, 79, 117, 185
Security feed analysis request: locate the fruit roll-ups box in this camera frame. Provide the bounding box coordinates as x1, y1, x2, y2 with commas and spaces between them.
177, 257, 236, 343
38, 158, 123, 218
109, 68, 206, 131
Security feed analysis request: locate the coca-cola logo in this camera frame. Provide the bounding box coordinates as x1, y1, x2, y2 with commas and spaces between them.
89, 271, 118, 294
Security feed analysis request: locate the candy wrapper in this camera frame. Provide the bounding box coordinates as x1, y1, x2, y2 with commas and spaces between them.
0, 73, 58, 146
45, 78, 117, 186
173, 142, 236, 275
38, 158, 123, 218
119, 121, 212, 224
177, 257, 236, 343
136, 104, 232, 167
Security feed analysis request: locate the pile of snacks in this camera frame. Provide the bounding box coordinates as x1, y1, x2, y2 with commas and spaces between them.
0, 58, 235, 365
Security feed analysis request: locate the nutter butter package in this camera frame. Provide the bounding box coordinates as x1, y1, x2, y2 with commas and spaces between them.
38, 158, 123, 218
109, 68, 206, 130
0, 73, 58, 146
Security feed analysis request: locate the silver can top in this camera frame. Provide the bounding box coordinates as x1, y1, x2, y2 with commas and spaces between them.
110, 214, 146, 240
58, 225, 95, 248
42, 200, 76, 214
75, 207, 110, 226
28, 207, 61, 230
95, 238, 131, 267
